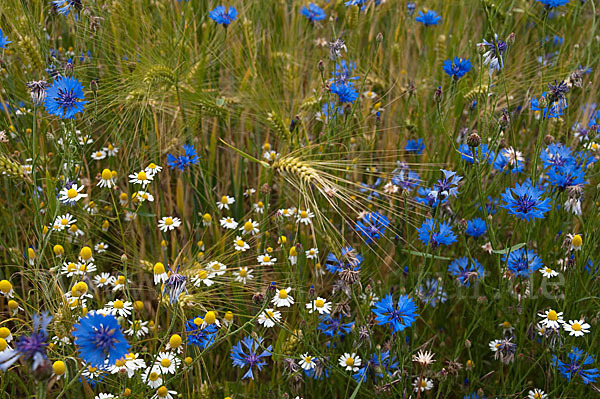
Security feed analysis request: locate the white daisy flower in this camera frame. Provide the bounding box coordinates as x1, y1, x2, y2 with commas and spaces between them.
305, 247, 319, 259
253, 201, 265, 214
257, 253, 276, 266
141, 366, 163, 389
91, 150, 107, 160
109, 352, 146, 378
207, 261, 227, 276
154, 352, 180, 375
59, 184, 88, 204
95, 242, 108, 253
105, 299, 133, 317
233, 236, 249, 252
94, 273, 115, 288
61, 261, 82, 277
153, 263, 168, 285
217, 195, 235, 210
54, 213, 76, 231
191, 270, 215, 287
338, 353, 361, 371
278, 207, 296, 218
129, 170, 153, 187
158, 216, 181, 232
527, 388, 547, 399
306, 297, 331, 315
257, 309, 281, 328
271, 287, 294, 307
152, 387, 177, 399
413, 377, 434, 392
104, 143, 118, 156
145, 163, 162, 177
539, 267, 558, 278
219, 217, 238, 230
296, 209, 314, 225
243, 188, 256, 197
563, 319, 591, 337
125, 320, 150, 338
299, 353, 316, 370
538, 309, 564, 330
233, 267, 253, 284
134, 191, 154, 203
239, 219, 260, 235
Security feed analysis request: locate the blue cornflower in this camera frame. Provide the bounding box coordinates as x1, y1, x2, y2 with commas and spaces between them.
443, 57, 472, 79
503, 247, 543, 277
332, 60, 359, 84
537, 0, 570, 8
72, 312, 130, 368
359, 178, 382, 201
0, 313, 51, 372
493, 148, 525, 174
330, 82, 358, 104
167, 144, 200, 171
0, 28, 11, 49
547, 163, 586, 189
372, 294, 419, 333
466, 218, 487, 237
415, 10, 441, 26
531, 92, 566, 119
185, 317, 218, 349
553, 347, 599, 384
52, 0, 82, 15
433, 169, 462, 199
416, 186, 447, 208
585, 259, 599, 275
353, 351, 399, 382
345, 0, 368, 5
407, 2, 416, 15
319, 101, 344, 122
324, 246, 363, 274
459, 143, 494, 164
448, 257, 485, 286
479, 34, 507, 76
415, 279, 447, 307
209, 5, 237, 26
405, 138, 425, 154
540, 143, 575, 168
355, 212, 390, 244
301, 3, 326, 22
391, 167, 421, 190
44, 76, 87, 119
230, 335, 272, 379
317, 315, 354, 338
417, 218, 457, 247
500, 182, 551, 220
464, 393, 487, 399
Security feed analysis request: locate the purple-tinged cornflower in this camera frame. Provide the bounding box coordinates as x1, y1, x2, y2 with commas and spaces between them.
415, 10, 441, 26
443, 57, 472, 79
552, 347, 599, 384
52, 0, 82, 16
500, 182, 551, 221
44, 76, 87, 119
317, 315, 354, 338
537, 0, 570, 8
353, 351, 399, 382
478, 34, 507, 77
502, 247, 543, 278
372, 294, 419, 333
407, 2, 416, 15
540, 143, 575, 169
0, 313, 51, 372
459, 143, 495, 164
415, 279, 447, 307
448, 257, 485, 286
332, 60, 359, 84
167, 144, 200, 171
417, 218, 457, 247
531, 92, 566, 119
330, 82, 358, 104
416, 186, 447, 208
185, 317, 218, 349
405, 138, 425, 154
0, 28, 11, 49
230, 335, 272, 379
209, 5, 237, 26
162, 266, 187, 304
325, 246, 363, 274
318, 101, 344, 122
355, 212, 390, 244
466, 218, 487, 237
432, 169, 462, 200
391, 168, 421, 190
300, 3, 326, 22
546, 163, 586, 190
72, 312, 130, 368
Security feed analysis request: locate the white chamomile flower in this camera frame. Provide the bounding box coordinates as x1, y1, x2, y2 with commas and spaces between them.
125, 319, 150, 338
129, 170, 153, 187
338, 353, 361, 371
134, 191, 154, 203
306, 297, 331, 315
413, 377, 434, 392
152, 386, 177, 399
219, 217, 238, 230
257, 253, 276, 266
158, 216, 181, 232
104, 143, 118, 156
217, 195, 235, 210
207, 261, 227, 276
305, 247, 319, 259
527, 388, 547, 399
191, 270, 215, 287
145, 163, 162, 177
233, 267, 253, 284
61, 261, 82, 277
257, 308, 281, 328
94, 273, 115, 288
538, 309, 564, 330
296, 209, 314, 225
105, 299, 133, 317
239, 219, 260, 235
142, 366, 163, 389
539, 267, 558, 278
563, 319, 591, 337
54, 213, 76, 231
299, 353, 316, 370
154, 352, 180, 375
363, 90, 377, 99
59, 184, 88, 204
271, 287, 294, 307
95, 394, 115, 399
279, 207, 296, 217
244, 188, 256, 197
110, 352, 146, 378
253, 201, 265, 214
233, 236, 250, 252
91, 150, 107, 160
95, 242, 108, 253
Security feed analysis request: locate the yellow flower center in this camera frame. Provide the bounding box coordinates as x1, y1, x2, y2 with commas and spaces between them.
572, 234, 582, 247
278, 289, 288, 299
304, 356, 312, 363
547, 310, 558, 321
193, 317, 203, 326
262, 255, 271, 263
114, 300, 124, 309
244, 221, 254, 231
239, 269, 247, 277
137, 171, 147, 181
0, 327, 10, 338
345, 357, 354, 366
220, 196, 228, 204
80, 247, 92, 260
66, 188, 78, 199
61, 218, 69, 225
534, 394, 542, 399
157, 386, 168, 397
204, 311, 216, 324
101, 169, 112, 180
164, 217, 173, 226
0, 280, 12, 293
160, 358, 171, 368
236, 240, 245, 247
300, 211, 308, 218
148, 163, 156, 169
115, 359, 125, 367
67, 263, 77, 272
149, 372, 159, 381
315, 299, 325, 308
571, 323, 582, 331
154, 263, 165, 274
502, 321, 511, 328
99, 278, 107, 283
267, 310, 274, 318
79, 264, 87, 272
117, 276, 126, 284
198, 270, 208, 279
